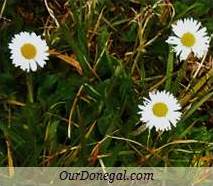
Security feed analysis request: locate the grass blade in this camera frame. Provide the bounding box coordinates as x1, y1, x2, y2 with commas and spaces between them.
182, 91, 213, 121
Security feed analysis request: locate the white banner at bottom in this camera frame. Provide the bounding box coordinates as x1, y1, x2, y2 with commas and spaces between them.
0, 167, 212, 186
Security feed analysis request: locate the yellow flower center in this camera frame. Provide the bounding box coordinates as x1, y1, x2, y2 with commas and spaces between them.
152, 102, 168, 117
181, 32, 196, 47
21, 43, 37, 59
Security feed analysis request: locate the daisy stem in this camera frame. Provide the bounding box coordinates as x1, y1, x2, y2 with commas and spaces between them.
165, 47, 174, 91
26, 74, 34, 103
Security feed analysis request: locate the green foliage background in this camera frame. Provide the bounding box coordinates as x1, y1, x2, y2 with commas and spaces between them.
0, 0, 213, 167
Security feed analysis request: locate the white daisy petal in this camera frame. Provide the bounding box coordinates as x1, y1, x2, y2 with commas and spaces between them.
166, 18, 210, 61
8, 32, 49, 72
138, 90, 182, 131
29, 60, 37, 71
166, 36, 180, 45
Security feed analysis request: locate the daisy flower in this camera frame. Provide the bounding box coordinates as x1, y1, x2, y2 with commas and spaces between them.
8, 32, 49, 72
166, 18, 210, 61
138, 90, 182, 131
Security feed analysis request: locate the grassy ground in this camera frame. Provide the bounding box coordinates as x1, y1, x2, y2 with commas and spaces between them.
0, 0, 213, 167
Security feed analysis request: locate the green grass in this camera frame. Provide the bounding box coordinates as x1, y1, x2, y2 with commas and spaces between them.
0, 0, 213, 167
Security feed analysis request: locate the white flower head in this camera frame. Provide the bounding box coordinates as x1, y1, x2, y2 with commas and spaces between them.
138, 90, 182, 131
166, 18, 210, 61
9, 32, 49, 72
